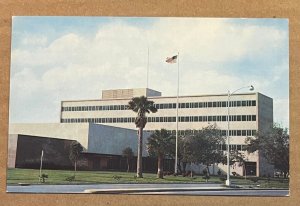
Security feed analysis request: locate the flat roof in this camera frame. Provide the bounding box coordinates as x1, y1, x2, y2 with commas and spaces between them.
61, 92, 267, 103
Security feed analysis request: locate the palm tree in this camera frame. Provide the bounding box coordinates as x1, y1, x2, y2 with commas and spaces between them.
69, 141, 83, 177
147, 129, 175, 178
122, 147, 134, 172
127, 96, 157, 178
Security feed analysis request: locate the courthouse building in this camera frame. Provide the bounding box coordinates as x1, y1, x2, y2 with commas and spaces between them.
59, 88, 274, 176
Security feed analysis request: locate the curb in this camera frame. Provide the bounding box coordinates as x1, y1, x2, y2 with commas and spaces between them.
85, 187, 229, 194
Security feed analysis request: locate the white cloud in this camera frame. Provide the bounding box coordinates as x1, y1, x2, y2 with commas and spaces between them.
9, 18, 289, 128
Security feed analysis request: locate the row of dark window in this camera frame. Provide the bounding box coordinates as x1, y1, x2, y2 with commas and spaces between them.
144, 129, 256, 137
60, 114, 256, 124
61, 100, 257, 112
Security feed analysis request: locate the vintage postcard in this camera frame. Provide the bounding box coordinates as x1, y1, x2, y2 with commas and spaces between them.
7, 17, 289, 196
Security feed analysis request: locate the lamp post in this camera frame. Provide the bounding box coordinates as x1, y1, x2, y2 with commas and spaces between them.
225, 85, 254, 186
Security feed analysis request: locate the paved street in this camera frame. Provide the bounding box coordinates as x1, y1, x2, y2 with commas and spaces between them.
6, 183, 289, 196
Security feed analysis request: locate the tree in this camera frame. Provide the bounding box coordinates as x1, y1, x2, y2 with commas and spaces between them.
180, 125, 225, 176
147, 129, 175, 178
194, 124, 225, 174
225, 150, 248, 179
122, 147, 134, 172
245, 124, 289, 177
69, 141, 83, 177
127, 96, 157, 178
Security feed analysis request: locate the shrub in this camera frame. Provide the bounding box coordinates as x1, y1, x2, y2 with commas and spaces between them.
250, 177, 259, 183
66, 175, 75, 182
217, 169, 222, 176
113, 175, 122, 181
39, 173, 48, 183
232, 172, 237, 176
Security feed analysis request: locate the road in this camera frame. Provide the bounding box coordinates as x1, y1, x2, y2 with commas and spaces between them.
6, 183, 289, 196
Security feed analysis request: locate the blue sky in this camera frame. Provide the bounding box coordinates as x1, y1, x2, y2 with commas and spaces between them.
10, 17, 289, 128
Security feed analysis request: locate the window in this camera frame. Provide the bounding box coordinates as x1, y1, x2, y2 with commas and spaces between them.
222, 116, 227, 121
242, 130, 246, 136
221, 101, 227, 107
237, 101, 241, 107
199, 102, 203, 108
252, 115, 256, 121
242, 101, 247, 106
199, 116, 203, 122
159, 104, 163, 109
237, 115, 241, 121
208, 102, 212, 107
212, 116, 216, 121
213, 102, 217, 107
242, 115, 246, 121
194, 102, 199, 108
252, 100, 256, 106
208, 116, 212, 122
185, 116, 190, 122
237, 130, 242, 136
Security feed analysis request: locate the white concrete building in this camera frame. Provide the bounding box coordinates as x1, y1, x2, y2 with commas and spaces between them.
60, 88, 274, 176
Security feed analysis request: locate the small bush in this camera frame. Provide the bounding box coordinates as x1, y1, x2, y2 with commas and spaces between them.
250, 177, 259, 183
232, 172, 237, 176
66, 175, 75, 182
217, 169, 222, 176
113, 175, 122, 180
39, 173, 48, 183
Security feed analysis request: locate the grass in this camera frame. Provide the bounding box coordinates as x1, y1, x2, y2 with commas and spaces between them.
6, 168, 289, 188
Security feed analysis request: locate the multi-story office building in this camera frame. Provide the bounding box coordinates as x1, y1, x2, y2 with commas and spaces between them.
60, 88, 273, 176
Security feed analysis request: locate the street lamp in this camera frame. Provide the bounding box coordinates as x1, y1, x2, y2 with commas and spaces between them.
225, 85, 254, 187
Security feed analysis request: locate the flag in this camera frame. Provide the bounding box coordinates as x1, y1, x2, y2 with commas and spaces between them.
166, 55, 177, 64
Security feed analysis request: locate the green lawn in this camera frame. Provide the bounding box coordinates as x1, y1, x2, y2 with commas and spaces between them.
6, 168, 289, 188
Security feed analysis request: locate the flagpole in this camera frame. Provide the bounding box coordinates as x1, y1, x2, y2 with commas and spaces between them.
147, 47, 149, 89
175, 52, 179, 174
39, 149, 44, 182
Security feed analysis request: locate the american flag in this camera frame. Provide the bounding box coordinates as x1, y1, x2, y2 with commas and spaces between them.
166, 55, 177, 64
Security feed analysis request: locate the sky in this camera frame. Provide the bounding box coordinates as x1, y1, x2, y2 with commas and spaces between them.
9, 17, 289, 128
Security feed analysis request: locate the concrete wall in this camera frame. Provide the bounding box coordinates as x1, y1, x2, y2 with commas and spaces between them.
88, 123, 150, 157
9, 123, 90, 149
8, 134, 18, 168
9, 123, 151, 157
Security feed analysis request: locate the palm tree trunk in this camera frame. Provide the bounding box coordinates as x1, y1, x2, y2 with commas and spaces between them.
157, 154, 163, 178
137, 127, 143, 178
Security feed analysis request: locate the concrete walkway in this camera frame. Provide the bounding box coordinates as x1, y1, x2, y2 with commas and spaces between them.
84, 183, 226, 194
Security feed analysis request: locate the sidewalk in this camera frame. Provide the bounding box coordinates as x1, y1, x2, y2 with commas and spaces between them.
84, 183, 227, 194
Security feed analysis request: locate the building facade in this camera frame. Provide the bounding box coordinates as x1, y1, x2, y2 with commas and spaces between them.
60, 88, 274, 176
8, 123, 163, 172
